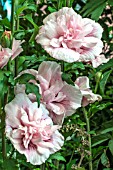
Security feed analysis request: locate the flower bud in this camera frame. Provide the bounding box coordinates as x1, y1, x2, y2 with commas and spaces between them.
1, 30, 11, 48
95, 71, 103, 83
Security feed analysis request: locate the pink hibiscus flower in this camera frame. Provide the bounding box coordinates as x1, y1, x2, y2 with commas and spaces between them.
36, 7, 103, 64
5, 93, 64, 165
74, 76, 102, 106
16, 61, 82, 124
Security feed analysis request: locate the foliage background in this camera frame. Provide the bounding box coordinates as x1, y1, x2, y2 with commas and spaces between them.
0, 0, 113, 170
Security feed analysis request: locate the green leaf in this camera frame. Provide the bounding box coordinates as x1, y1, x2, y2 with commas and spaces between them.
101, 152, 109, 167
91, 2, 106, 21
29, 27, 39, 42
93, 146, 105, 159
92, 133, 111, 147
89, 102, 112, 115
16, 73, 36, 84
81, 0, 106, 17
71, 62, 85, 70
16, 2, 36, 16
48, 6, 57, 13
108, 139, 113, 155
26, 83, 41, 107
0, 18, 11, 28
0, 71, 4, 81
18, 56, 26, 67
49, 152, 66, 162
24, 14, 39, 41
66, 159, 76, 170
0, 81, 4, 96
24, 14, 39, 29
2, 159, 18, 170
16, 4, 29, 16
76, 168, 85, 170
93, 159, 100, 170
8, 75, 15, 85
108, 0, 113, 6
98, 119, 113, 134
99, 70, 112, 94
18, 0, 26, 4
62, 73, 74, 85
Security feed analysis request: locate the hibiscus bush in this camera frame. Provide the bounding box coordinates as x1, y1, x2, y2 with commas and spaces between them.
0, 0, 113, 170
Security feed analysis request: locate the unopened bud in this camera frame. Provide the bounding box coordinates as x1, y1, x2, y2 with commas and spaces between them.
95, 71, 103, 83
1, 31, 11, 48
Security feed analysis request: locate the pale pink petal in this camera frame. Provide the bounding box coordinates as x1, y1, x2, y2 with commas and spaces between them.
48, 103, 66, 115
38, 61, 62, 90
15, 69, 38, 80
0, 47, 12, 68
83, 18, 103, 39
14, 83, 26, 95
12, 38, 25, 60
36, 34, 50, 46
74, 76, 102, 106
75, 76, 90, 90
5, 104, 21, 128
79, 40, 103, 62
49, 112, 65, 125
61, 83, 82, 116
91, 55, 109, 68
82, 90, 102, 106
45, 47, 80, 63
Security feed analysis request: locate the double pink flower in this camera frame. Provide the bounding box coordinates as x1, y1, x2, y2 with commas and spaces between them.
15, 61, 83, 124
5, 94, 64, 165
36, 7, 104, 67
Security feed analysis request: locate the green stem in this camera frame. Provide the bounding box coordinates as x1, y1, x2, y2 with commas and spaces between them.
15, 5, 20, 77
54, 160, 59, 170
11, 0, 15, 35
1, 111, 6, 160
15, 57, 18, 77
16, 16, 19, 31
1, 93, 8, 161
66, 0, 70, 7
68, 148, 75, 165
40, 164, 45, 170
94, 81, 99, 94
11, 0, 19, 77
78, 152, 84, 168
61, 61, 64, 72
83, 107, 93, 170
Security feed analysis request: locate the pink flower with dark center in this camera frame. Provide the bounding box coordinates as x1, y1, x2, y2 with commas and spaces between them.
16, 61, 82, 124
0, 46, 12, 68
74, 76, 102, 106
5, 93, 64, 165
36, 7, 103, 64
